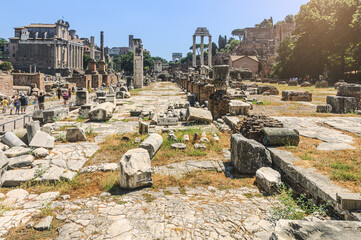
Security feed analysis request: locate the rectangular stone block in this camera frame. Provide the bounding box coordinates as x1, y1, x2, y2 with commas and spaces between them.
282, 91, 312, 101
326, 96, 357, 114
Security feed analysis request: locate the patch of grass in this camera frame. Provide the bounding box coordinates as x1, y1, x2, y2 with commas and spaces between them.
5, 216, 65, 240
16, 172, 119, 198
271, 184, 327, 221
0, 204, 12, 217
280, 135, 361, 193
87, 133, 147, 165
57, 125, 76, 131
142, 193, 156, 203
40, 202, 52, 217
121, 119, 129, 122
152, 171, 254, 191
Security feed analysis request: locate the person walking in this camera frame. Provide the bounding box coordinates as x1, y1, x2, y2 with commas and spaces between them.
33, 96, 39, 111
2, 97, 9, 114
15, 97, 20, 115
19, 94, 28, 114
57, 87, 62, 100
38, 92, 45, 110
62, 90, 69, 107
68, 88, 72, 100
9, 96, 15, 115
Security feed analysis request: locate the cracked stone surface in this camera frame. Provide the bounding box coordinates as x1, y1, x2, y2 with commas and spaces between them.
275, 117, 357, 150
0, 187, 279, 239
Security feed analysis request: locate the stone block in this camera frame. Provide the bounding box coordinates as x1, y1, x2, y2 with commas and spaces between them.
139, 133, 163, 158
316, 104, 332, 113
230, 134, 272, 174
119, 148, 152, 189
288, 80, 298, 86
262, 128, 300, 146
43, 108, 68, 123
105, 94, 116, 104
89, 102, 115, 121
300, 81, 312, 87
257, 85, 279, 95
34, 216, 53, 231
76, 90, 89, 106
66, 127, 87, 142
32, 110, 44, 122
0, 151, 9, 183
228, 100, 251, 116
2, 168, 36, 187
315, 80, 329, 88
281, 91, 312, 102
32, 148, 49, 158
187, 107, 213, 124
157, 117, 178, 126
8, 155, 34, 169
256, 167, 281, 195
26, 121, 40, 144
336, 193, 361, 210
4, 147, 32, 158
79, 104, 92, 119
139, 121, 149, 135
326, 96, 357, 114
29, 131, 55, 149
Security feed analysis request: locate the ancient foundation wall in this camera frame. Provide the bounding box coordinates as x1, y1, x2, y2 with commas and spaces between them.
0, 74, 14, 96
11, 73, 45, 92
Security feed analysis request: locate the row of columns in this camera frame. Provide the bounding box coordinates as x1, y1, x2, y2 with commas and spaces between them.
53, 42, 83, 69
192, 35, 212, 67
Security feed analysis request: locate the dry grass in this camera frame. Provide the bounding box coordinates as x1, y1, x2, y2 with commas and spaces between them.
15, 172, 120, 198
280, 135, 361, 193
6, 215, 65, 240
88, 130, 230, 167
152, 171, 254, 191
86, 133, 148, 166
152, 129, 229, 166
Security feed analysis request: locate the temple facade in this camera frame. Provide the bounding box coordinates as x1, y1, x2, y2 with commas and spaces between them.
9, 19, 84, 76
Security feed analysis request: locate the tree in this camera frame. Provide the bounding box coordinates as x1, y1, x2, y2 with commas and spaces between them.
273, 0, 361, 80
180, 52, 193, 63
272, 37, 295, 78
218, 35, 227, 50
0, 61, 12, 71
152, 56, 168, 64
83, 54, 91, 70
120, 51, 134, 73
143, 51, 155, 70
255, 17, 273, 28
231, 29, 244, 39
189, 44, 209, 55
224, 39, 240, 52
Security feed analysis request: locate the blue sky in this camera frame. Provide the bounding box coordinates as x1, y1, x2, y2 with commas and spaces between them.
1, 0, 309, 60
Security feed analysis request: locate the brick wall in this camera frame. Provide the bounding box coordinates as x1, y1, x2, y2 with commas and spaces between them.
11, 73, 45, 92
0, 73, 14, 96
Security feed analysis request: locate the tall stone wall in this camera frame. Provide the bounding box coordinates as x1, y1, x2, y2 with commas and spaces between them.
11, 73, 45, 92
0, 73, 14, 96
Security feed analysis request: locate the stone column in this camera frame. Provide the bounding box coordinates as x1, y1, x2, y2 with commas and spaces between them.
192, 35, 196, 67
200, 35, 204, 66
67, 43, 70, 68
61, 45, 64, 68
54, 43, 57, 68
208, 35, 212, 67
90, 36, 95, 60
100, 31, 105, 61
81, 47, 83, 69
76, 46, 79, 68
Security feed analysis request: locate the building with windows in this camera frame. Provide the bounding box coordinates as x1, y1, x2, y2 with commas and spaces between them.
9, 19, 84, 76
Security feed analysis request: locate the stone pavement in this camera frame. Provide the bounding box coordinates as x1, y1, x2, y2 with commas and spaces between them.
275, 116, 360, 150
0, 187, 278, 240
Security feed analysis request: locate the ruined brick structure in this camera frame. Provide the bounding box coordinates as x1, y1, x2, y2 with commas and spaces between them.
11, 73, 45, 92
0, 72, 14, 96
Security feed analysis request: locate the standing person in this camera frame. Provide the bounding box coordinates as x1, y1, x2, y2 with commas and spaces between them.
2, 97, 9, 114
57, 87, 62, 100
68, 88, 72, 100
9, 96, 15, 115
19, 94, 28, 114
62, 90, 69, 107
33, 96, 39, 111
38, 92, 45, 110
15, 97, 20, 114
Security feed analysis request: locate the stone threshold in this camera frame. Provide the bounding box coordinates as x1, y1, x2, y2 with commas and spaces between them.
267, 148, 361, 221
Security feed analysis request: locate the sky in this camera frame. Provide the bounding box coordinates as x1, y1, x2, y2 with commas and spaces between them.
0, 0, 309, 61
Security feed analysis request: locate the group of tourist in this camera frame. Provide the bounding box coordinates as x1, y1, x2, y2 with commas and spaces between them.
1, 92, 46, 115
57, 87, 73, 107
